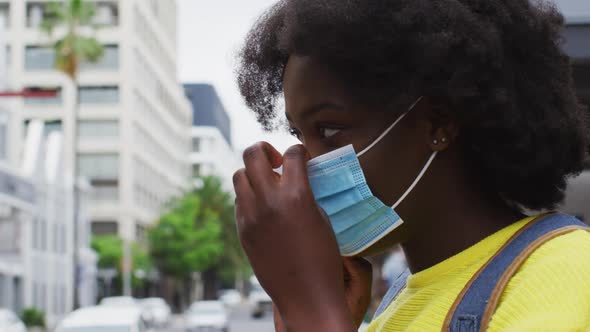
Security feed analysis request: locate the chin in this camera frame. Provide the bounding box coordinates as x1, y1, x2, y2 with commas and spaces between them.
355, 244, 388, 257
355, 228, 407, 257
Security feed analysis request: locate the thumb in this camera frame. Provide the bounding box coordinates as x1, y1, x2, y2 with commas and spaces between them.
282, 144, 311, 184
342, 257, 373, 327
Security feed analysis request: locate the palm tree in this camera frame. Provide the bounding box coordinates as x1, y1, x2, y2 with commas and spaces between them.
41, 0, 104, 81
40, 0, 104, 308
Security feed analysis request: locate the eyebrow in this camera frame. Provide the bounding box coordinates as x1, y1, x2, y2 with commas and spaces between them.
285, 102, 345, 122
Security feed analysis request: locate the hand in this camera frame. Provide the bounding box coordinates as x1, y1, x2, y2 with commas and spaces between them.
343, 257, 373, 327
234, 142, 355, 332
273, 257, 373, 331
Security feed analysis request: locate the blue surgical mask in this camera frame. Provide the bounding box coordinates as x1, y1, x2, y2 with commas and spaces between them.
307, 97, 437, 256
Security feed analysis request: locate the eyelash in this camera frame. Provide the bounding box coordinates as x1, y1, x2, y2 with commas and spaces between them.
288, 126, 343, 141
288, 127, 302, 140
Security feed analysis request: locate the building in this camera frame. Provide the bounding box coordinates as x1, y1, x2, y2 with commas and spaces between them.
0, 120, 96, 327
185, 84, 239, 191
558, 0, 590, 223
185, 83, 232, 145
1, 0, 192, 242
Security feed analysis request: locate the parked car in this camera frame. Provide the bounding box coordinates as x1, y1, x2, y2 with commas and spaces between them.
99, 297, 154, 326
140, 297, 171, 328
54, 306, 148, 332
99, 296, 138, 307
248, 276, 272, 318
0, 309, 26, 332
218, 289, 242, 308
185, 300, 229, 332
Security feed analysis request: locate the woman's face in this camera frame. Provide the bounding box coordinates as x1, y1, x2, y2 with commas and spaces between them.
283, 55, 439, 253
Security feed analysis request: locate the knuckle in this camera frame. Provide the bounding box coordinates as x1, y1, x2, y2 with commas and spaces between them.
242, 142, 266, 162
283, 188, 311, 207
253, 200, 276, 221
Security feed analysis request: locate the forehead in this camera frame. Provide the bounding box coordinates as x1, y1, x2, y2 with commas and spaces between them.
283, 56, 360, 116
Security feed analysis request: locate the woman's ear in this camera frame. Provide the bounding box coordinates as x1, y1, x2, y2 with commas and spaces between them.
424, 97, 459, 152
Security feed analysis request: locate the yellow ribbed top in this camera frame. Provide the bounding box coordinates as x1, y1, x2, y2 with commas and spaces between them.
367, 215, 590, 331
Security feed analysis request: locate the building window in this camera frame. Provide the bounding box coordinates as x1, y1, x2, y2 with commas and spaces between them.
79, 120, 119, 138
0, 3, 10, 28
192, 164, 201, 178
40, 218, 47, 251
81, 45, 119, 70
26, 3, 49, 28
25, 46, 55, 70
5, 46, 10, 66
0, 111, 8, 161
0, 218, 18, 252
91, 221, 118, 235
192, 137, 201, 152
90, 179, 119, 202
79, 86, 119, 104
43, 120, 62, 135
94, 2, 119, 26
26, 45, 119, 71
135, 224, 146, 243
23, 87, 62, 106
24, 119, 62, 138
78, 153, 119, 180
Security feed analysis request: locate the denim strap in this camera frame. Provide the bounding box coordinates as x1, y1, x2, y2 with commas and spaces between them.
372, 268, 411, 320
444, 213, 589, 332
371, 214, 588, 332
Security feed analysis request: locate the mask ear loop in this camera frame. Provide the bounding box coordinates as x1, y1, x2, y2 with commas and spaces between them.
391, 151, 437, 210
357, 96, 423, 158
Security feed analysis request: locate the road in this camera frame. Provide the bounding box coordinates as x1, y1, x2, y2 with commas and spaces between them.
165, 304, 274, 332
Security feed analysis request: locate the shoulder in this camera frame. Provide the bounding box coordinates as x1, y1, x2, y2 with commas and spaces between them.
489, 229, 590, 331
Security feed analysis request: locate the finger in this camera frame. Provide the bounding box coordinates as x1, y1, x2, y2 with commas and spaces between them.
242, 142, 283, 192
233, 168, 255, 218
342, 257, 373, 327
282, 144, 311, 185
273, 304, 287, 332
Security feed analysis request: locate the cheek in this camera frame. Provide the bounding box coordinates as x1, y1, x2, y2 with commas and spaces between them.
361, 127, 426, 206
304, 140, 335, 159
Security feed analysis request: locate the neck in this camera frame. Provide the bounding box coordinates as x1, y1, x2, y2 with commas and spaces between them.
399, 159, 524, 273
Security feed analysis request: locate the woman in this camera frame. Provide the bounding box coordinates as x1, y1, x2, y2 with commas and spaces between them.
232, 0, 590, 331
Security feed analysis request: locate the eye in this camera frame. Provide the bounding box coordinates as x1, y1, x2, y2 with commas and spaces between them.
288, 127, 302, 140
320, 127, 341, 139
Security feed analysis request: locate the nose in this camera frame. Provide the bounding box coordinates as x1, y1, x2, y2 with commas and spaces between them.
303, 141, 328, 160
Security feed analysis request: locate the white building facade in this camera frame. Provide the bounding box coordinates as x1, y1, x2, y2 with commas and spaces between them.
1, 0, 192, 242
0, 119, 96, 327
189, 126, 239, 191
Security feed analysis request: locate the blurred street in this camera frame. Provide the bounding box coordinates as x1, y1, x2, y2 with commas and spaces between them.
167, 304, 274, 332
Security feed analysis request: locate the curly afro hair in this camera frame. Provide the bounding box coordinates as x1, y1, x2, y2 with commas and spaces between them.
236, 0, 590, 211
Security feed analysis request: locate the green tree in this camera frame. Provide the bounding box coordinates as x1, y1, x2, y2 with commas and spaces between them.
195, 177, 250, 295
91, 235, 122, 269
149, 193, 224, 308
91, 235, 153, 291
149, 194, 224, 277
